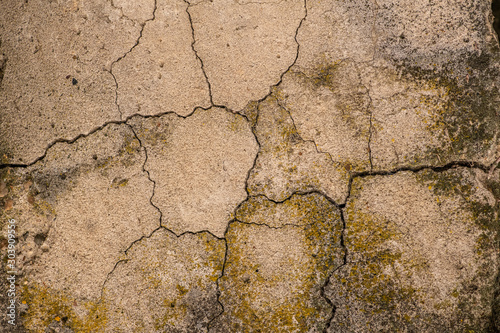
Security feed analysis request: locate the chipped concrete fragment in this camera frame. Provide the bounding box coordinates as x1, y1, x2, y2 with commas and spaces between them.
129, 107, 258, 237
114, 0, 211, 117
186, 0, 305, 111
328, 169, 500, 331
104, 228, 225, 332
248, 95, 349, 202
211, 193, 344, 332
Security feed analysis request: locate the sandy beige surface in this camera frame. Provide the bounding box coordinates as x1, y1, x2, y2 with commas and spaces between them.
1, 0, 499, 331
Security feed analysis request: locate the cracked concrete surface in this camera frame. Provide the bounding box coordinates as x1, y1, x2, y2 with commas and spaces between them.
129, 107, 258, 237
1, 0, 500, 332
113, 0, 212, 118
104, 228, 225, 331
329, 168, 499, 331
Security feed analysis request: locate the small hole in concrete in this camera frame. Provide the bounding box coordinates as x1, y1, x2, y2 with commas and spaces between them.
34, 233, 46, 246
493, 0, 500, 38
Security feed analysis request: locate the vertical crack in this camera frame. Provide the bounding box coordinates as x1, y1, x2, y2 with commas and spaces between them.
109, 0, 158, 120
183, 0, 215, 106
126, 123, 163, 228
269, 0, 308, 90
321, 202, 349, 332
207, 227, 230, 332
367, 90, 374, 172
99, 121, 162, 299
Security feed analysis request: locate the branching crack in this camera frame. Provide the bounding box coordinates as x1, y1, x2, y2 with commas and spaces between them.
127, 123, 163, 228
275, 97, 339, 170
99, 226, 224, 300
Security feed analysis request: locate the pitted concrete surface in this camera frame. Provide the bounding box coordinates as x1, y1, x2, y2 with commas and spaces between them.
1, 0, 500, 332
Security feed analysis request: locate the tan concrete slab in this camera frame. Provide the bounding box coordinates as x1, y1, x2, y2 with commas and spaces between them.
186, 0, 305, 111
129, 107, 258, 237
247, 95, 349, 203
104, 228, 225, 332
211, 193, 344, 332
113, 0, 212, 118
328, 168, 500, 331
1, 0, 499, 331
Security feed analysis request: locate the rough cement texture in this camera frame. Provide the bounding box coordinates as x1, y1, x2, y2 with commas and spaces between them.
1, 0, 500, 332
328, 169, 499, 332
113, 0, 212, 118
104, 228, 225, 332
129, 107, 258, 237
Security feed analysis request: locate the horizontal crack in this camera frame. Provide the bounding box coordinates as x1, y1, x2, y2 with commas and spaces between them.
0, 106, 216, 170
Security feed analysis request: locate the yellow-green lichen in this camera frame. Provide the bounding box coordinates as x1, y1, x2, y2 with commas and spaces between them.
216, 193, 343, 331
397, 58, 500, 163
21, 283, 107, 332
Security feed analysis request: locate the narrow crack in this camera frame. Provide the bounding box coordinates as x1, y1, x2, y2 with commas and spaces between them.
276, 96, 339, 169
271, 0, 308, 92
183, 0, 215, 106
127, 123, 163, 229
321, 279, 337, 333
207, 221, 232, 331
233, 218, 312, 230
109, 0, 158, 120
236, 0, 308, 114
365, 87, 375, 172
108, 69, 122, 120
0, 119, 131, 169
99, 225, 162, 299
0, 108, 205, 170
